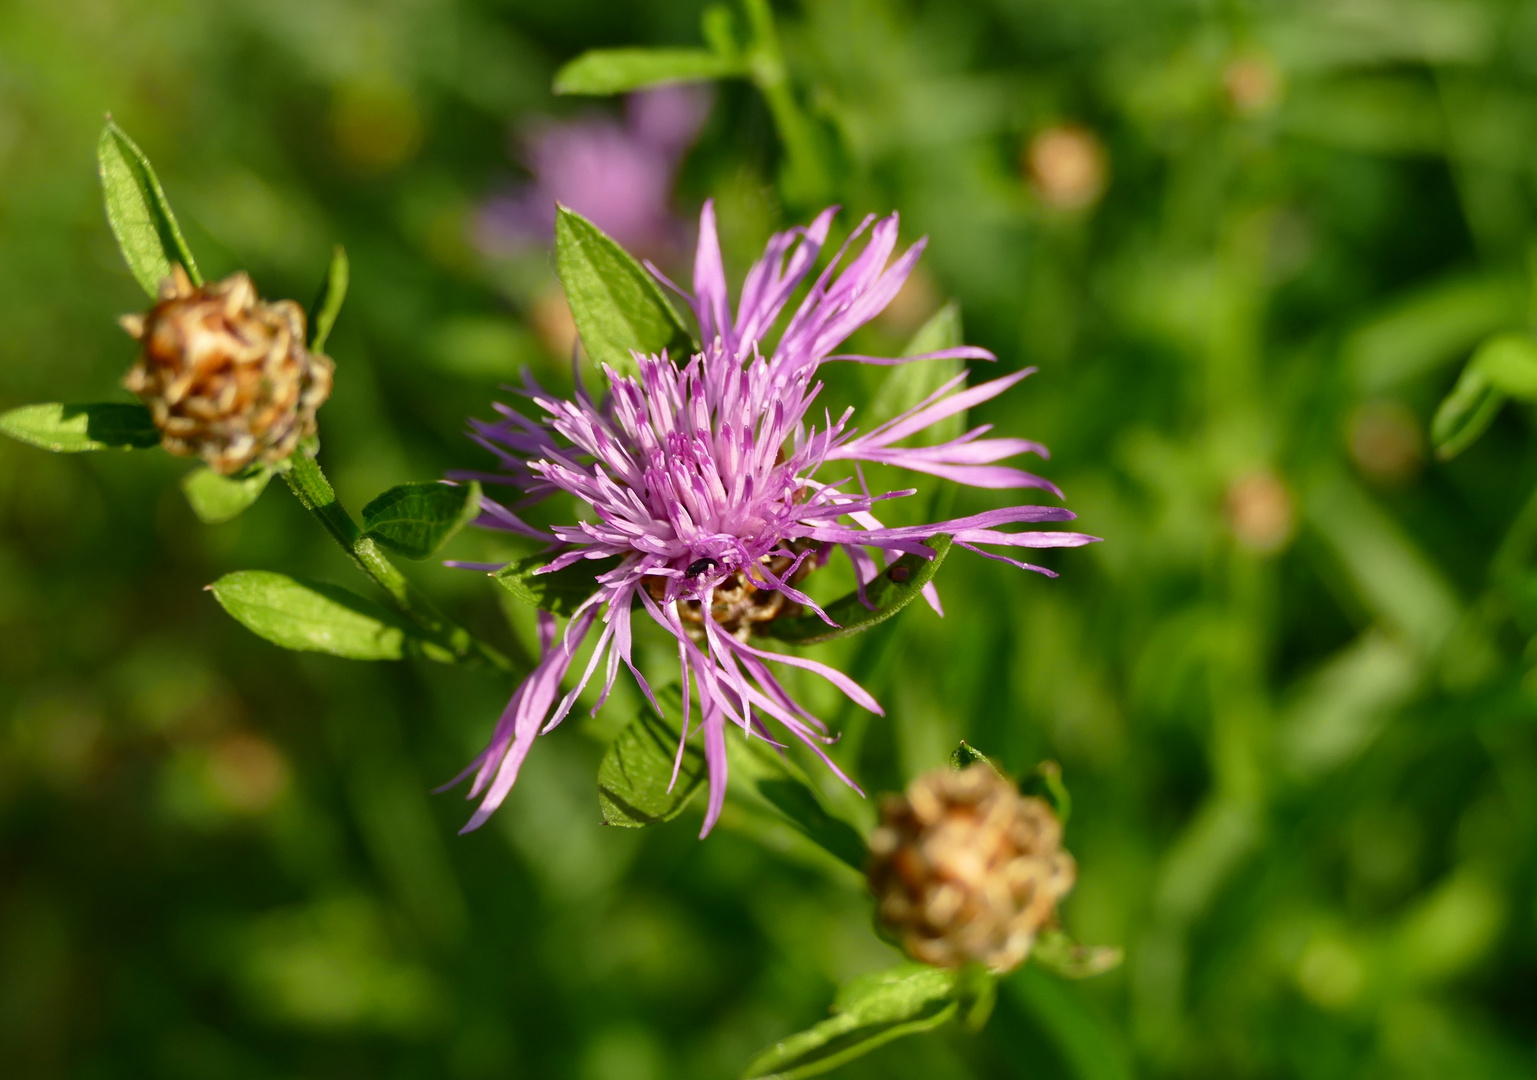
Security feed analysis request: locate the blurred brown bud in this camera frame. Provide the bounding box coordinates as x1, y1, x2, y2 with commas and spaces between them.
1347, 401, 1424, 486
868, 765, 1076, 973
1225, 469, 1295, 554
530, 285, 579, 359
1224, 53, 1283, 115
207, 731, 289, 814
1025, 125, 1107, 212
121, 266, 334, 474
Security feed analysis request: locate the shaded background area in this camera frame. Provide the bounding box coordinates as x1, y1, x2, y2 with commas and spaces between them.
4, 0, 1537, 1076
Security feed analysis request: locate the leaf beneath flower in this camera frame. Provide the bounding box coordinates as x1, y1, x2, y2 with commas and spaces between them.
361, 481, 482, 560
867, 301, 968, 444
182, 465, 272, 524
97, 118, 201, 296
553, 47, 747, 96
493, 552, 621, 616
209, 570, 454, 663
725, 732, 868, 871
741, 963, 961, 1080
597, 686, 705, 827
762, 534, 953, 645
554, 206, 695, 377
0, 402, 160, 453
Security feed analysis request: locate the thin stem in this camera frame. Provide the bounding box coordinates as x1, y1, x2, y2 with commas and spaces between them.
282, 453, 522, 674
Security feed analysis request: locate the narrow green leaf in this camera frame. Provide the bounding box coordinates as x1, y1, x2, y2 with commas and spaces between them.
553, 47, 746, 96
0, 402, 159, 453
361, 481, 482, 560
1029, 928, 1123, 980
1430, 333, 1537, 460
1472, 331, 1537, 399
1431, 363, 1503, 461
742, 963, 961, 1080
97, 118, 200, 296
494, 552, 622, 616
867, 301, 968, 443
209, 570, 454, 662
762, 534, 952, 645
181, 465, 271, 524
1021, 759, 1072, 826
726, 732, 867, 871
309, 245, 349, 354
598, 686, 705, 827
554, 206, 695, 377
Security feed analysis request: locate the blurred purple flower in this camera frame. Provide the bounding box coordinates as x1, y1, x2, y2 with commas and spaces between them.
474, 86, 711, 260
448, 202, 1098, 837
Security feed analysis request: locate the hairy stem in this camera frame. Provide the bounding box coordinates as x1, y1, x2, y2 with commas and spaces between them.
283, 453, 521, 673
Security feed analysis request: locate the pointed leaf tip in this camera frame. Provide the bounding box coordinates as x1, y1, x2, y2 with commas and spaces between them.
554, 206, 695, 377
97, 119, 200, 296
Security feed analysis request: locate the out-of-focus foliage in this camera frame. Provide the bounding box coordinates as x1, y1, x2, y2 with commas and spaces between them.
3, 1, 1537, 1078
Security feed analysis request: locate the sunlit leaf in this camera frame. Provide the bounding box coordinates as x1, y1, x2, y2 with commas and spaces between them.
1430, 332, 1537, 459
209, 570, 453, 662
0, 402, 159, 453
725, 731, 867, 871
97, 118, 201, 296
742, 963, 961, 1080
493, 552, 621, 616
181, 465, 271, 524
762, 534, 952, 645
554, 206, 695, 376
360, 481, 482, 560
309, 245, 349, 354
597, 686, 704, 827
554, 47, 746, 95
1029, 928, 1123, 979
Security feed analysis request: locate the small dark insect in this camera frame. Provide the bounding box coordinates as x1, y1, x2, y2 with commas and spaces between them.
888, 564, 911, 583
686, 557, 720, 577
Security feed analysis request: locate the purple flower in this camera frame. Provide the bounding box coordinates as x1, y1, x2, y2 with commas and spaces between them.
450, 203, 1098, 836
473, 86, 710, 261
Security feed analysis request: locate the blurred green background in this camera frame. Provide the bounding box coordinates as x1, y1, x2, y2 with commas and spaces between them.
5, 0, 1537, 1076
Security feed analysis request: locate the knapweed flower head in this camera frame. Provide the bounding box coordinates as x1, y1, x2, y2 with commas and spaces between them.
868, 764, 1075, 973
452, 203, 1097, 835
474, 85, 710, 261
120, 266, 334, 474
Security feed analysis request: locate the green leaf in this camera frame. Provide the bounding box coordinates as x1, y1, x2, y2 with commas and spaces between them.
598, 686, 705, 827
181, 466, 271, 524
762, 534, 953, 645
97, 118, 201, 296
867, 301, 969, 443
554, 206, 695, 377
553, 47, 746, 96
742, 963, 961, 1080
494, 552, 622, 616
1029, 928, 1124, 980
361, 481, 482, 560
309, 245, 349, 354
0, 402, 160, 453
1472, 331, 1537, 399
209, 570, 454, 662
726, 732, 867, 871
950, 740, 998, 773
1021, 759, 1072, 826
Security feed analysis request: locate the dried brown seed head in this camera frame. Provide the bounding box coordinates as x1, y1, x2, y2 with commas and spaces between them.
868, 765, 1076, 973
121, 266, 334, 474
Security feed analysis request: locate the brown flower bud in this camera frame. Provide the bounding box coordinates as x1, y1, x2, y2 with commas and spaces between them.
120, 266, 334, 474
868, 765, 1076, 973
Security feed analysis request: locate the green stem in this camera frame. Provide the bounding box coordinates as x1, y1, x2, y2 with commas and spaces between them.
742, 0, 833, 208
282, 453, 521, 674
